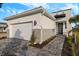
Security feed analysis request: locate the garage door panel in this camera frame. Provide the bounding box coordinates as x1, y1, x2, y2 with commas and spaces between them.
11, 22, 32, 41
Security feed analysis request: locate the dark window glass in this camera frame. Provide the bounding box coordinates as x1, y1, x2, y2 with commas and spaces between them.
34, 20, 37, 26
54, 14, 66, 19
65, 22, 67, 28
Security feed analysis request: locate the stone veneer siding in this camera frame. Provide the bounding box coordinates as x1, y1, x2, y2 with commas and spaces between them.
33, 29, 41, 44
42, 29, 55, 42
33, 29, 55, 44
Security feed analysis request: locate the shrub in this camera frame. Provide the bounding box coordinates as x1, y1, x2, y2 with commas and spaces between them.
67, 36, 73, 45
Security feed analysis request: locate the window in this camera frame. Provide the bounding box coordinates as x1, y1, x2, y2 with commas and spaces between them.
65, 22, 67, 29
34, 20, 37, 26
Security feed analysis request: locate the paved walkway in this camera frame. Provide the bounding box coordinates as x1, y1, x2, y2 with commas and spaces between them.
37, 35, 65, 56
26, 35, 65, 56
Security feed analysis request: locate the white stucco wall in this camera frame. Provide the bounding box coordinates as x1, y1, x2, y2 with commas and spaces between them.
40, 14, 56, 29
7, 13, 41, 27
7, 13, 42, 40
7, 13, 56, 44
51, 10, 72, 36
39, 14, 56, 43
7, 12, 56, 31
51, 10, 72, 22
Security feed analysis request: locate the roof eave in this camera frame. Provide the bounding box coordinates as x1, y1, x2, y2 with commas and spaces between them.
52, 8, 72, 13
4, 6, 55, 21
4, 6, 44, 21
42, 11, 56, 21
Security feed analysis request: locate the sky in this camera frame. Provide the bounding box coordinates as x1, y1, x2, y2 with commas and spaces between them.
0, 3, 79, 22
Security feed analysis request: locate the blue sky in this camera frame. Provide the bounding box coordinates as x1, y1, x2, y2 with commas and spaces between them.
0, 3, 79, 22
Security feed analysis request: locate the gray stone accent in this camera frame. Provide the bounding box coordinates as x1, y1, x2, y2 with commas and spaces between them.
33, 29, 41, 44
33, 29, 55, 44
42, 29, 55, 42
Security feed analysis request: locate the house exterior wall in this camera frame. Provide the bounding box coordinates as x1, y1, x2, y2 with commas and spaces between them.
39, 14, 56, 43
0, 28, 4, 32
7, 13, 42, 29
7, 13, 42, 41
63, 10, 72, 36
33, 29, 41, 44
6, 9, 72, 44
51, 10, 72, 36
42, 29, 55, 41
7, 13, 56, 44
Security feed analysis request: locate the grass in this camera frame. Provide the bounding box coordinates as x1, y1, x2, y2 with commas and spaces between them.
67, 36, 73, 45
29, 36, 56, 49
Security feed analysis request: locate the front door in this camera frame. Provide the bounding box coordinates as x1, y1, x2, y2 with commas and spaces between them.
58, 23, 63, 34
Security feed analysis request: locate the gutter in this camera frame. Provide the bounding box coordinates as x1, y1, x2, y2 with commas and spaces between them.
4, 6, 55, 21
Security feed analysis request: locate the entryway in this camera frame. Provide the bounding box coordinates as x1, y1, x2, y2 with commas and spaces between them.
58, 23, 63, 34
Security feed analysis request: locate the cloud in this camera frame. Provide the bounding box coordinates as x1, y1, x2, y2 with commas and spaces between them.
4, 3, 79, 17
20, 3, 56, 13
21, 3, 50, 9
6, 7, 25, 15
62, 4, 79, 15
6, 7, 17, 15
17, 10, 26, 13
21, 3, 79, 15
7, 9, 17, 15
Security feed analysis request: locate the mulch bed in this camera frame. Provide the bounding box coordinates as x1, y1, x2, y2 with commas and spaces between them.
29, 36, 56, 49
0, 37, 7, 40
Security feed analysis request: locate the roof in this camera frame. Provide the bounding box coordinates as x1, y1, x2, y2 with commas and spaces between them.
0, 22, 7, 25
0, 22, 7, 27
52, 8, 72, 13
4, 6, 55, 21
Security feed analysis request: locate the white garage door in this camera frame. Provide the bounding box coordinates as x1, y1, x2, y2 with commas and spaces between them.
11, 22, 32, 41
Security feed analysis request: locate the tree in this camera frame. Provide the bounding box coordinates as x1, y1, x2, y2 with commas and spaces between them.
69, 15, 79, 45
69, 15, 79, 26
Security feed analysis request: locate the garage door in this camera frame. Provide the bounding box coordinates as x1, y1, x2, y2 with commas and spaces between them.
11, 22, 32, 41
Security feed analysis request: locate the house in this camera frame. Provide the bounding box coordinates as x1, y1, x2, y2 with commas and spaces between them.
4, 6, 72, 44
51, 8, 72, 36
0, 22, 7, 38
0, 22, 7, 32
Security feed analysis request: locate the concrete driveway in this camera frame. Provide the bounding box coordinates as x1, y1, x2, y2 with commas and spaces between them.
0, 35, 65, 56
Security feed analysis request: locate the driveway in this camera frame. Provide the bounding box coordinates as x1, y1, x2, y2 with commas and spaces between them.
0, 35, 65, 56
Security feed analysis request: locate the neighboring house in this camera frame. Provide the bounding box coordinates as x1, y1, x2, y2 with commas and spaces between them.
0, 22, 7, 38
4, 6, 72, 44
0, 22, 7, 32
